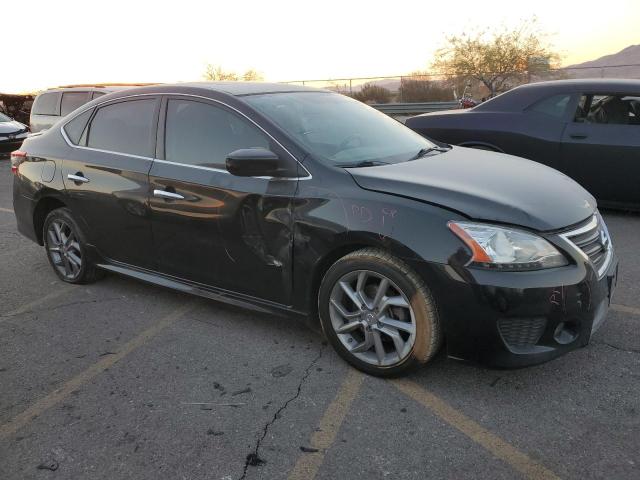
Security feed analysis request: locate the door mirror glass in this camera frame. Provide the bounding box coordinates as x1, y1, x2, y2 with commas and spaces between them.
226, 148, 281, 177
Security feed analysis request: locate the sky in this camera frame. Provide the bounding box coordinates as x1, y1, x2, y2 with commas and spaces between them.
2, 0, 638, 93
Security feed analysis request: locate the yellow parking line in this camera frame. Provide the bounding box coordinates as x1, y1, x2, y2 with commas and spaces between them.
0, 286, 74, 324
287, 368, 365, 480
612, 303, 640, 316
392, 379, 561, 480
0, 301, 196, 439
0, 207, 13, 213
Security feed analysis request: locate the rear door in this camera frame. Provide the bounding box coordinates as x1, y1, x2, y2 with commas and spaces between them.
60, 96, 160, 269
561, 93, 640, 207
149, 95, 298, 305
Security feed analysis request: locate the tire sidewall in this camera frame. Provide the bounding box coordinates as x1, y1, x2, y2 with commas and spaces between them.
318, 252, 435, 377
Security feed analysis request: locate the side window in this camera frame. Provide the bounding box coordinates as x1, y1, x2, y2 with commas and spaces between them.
32, 92, 61, 116
63, 109, 93, 145
61, 92, 90, 116
165, 99, 270, 168
527, 94, 571, 118
575, 94, 639, 125
87, 99, 157, 157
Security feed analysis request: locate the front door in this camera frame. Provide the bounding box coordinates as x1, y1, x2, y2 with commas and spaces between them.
561, 93, 640, 207
148, 96, 298, 305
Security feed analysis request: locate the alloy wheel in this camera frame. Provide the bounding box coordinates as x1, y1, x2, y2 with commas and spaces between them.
47, 220, 83, 280
328, 270, 416, 367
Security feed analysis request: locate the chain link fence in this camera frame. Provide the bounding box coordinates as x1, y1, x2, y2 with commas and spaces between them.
282, 64, 640, 104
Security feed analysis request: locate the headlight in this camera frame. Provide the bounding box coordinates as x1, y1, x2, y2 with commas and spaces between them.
448, 221, 568, 270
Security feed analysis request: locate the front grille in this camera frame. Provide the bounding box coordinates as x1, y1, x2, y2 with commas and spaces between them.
498, 317, 546, 350
562, 215, 612, 277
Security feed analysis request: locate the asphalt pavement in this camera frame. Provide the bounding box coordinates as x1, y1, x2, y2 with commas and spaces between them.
0, 159, 638, 479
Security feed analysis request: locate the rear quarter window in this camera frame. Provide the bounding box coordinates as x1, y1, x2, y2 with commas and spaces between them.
63, 109, 93, 145
32, 92, 61, 116
527, 94, 571, 118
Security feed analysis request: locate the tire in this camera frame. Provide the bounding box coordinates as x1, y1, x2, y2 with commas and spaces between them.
43, 207, 102, 284
318, 248, 442, 377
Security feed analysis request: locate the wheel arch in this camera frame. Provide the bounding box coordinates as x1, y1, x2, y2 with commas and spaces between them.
33, 195, 67, 245
458, 141, 504, 152
304, 233, 424, 321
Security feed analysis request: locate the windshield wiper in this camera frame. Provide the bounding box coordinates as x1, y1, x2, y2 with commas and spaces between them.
338, 160, 390, 168
410, 146, 450, 160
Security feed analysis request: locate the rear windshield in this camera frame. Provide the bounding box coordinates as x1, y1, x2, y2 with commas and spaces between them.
244, 92, 435, 166
32, 92, 61, 116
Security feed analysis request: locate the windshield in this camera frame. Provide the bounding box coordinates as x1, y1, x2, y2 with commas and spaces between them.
244, 92, 435, 166
0, 112, 12, 123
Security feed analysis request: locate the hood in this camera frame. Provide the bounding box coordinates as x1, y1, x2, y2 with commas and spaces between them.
348, 146, 596, 231
0, 121, 26, 134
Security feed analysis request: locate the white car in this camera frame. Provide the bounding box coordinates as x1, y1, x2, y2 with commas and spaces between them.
0, 112, 29, 156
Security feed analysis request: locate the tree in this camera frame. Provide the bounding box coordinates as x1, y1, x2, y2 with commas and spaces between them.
352, 83, 392, 104
242, 69, 264, 81
432, 18, 560, 96
203, 64, 263, 82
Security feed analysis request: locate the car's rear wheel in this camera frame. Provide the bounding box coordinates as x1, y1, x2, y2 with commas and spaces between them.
43, 207, 101, 284
318, 248, 442, 377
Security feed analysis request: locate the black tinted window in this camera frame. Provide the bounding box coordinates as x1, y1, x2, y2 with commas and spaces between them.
32, 92, 61, 116
165, 99, 269, 168
87, 99, 156, 157
528, 94, 571, 118
61, 92, 90, 116
63, 109, 93, 145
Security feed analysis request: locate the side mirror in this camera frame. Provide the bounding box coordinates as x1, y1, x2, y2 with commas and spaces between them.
225, 148, 282, 177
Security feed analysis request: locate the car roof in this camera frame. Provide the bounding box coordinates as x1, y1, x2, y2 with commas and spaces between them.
475, 78, 640, 112
39, 86, 130, 94
85, 82, 328, 102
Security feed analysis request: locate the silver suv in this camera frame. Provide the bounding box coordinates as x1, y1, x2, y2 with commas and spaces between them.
30, 86, 123, 133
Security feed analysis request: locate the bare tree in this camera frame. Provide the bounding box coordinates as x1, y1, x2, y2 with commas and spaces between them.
203, 64, 263, 82
242, 69, 264, 81
432, 18, 561, 96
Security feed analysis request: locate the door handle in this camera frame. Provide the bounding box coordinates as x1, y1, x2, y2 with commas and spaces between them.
570, 133, 588, 139
67, 173, 90, 183
153, 189, 184, 200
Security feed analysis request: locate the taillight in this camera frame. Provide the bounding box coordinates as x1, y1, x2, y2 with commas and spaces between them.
11, 150, 27, 175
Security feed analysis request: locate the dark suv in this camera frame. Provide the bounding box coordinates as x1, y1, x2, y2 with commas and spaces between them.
11, 83, 618, 376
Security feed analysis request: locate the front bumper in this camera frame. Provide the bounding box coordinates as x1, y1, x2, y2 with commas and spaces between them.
412, 249, 618, 368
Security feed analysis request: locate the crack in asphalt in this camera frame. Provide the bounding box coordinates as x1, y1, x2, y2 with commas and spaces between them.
598, 341, 640, 355
238, 343, 325, 480
1, 297, 122, 319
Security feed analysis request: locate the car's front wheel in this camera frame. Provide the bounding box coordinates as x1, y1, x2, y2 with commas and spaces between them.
318, 248, 442, 377
43, 207, 101, 284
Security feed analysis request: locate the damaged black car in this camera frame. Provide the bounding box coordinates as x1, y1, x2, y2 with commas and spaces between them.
11, 83, 618, 376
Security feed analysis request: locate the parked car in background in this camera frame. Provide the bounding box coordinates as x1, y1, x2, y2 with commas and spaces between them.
29, 85, 156, 133
12, 83, 617, 376
406, 79, 640, 210
0, 112, 29, 156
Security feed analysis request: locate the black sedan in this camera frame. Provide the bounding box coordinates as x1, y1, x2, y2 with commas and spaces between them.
0, 112, 29, 156
11, 83, 617, 376
406, 79, 640, 210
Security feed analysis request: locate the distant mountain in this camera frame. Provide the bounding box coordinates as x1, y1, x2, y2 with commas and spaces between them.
564, 45, 640, 78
